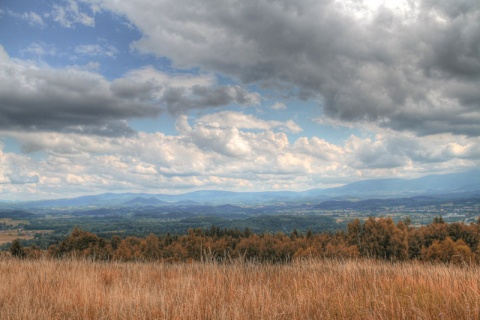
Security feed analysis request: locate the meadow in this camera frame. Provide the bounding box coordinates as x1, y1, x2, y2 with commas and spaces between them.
0, 256, 479, 319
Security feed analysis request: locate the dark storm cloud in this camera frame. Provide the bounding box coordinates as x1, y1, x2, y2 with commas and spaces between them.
232, 0, 480, 136
0, 48, 259, 136
161, 85, 260, 114
0, 51, 161, 136
417, 1, 480, 80
115, 0, 480, 136
110, 78, 158, 100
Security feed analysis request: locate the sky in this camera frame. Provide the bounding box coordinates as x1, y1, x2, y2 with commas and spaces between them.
0, 0, 479, 201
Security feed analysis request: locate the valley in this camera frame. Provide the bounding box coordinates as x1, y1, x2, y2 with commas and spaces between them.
0, 170, 479, 250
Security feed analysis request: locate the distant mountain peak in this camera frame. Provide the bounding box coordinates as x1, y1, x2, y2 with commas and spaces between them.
122, 197, 166, 206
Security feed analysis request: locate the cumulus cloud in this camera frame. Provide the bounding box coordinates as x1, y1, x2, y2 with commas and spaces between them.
88, 0, 480, 136
343, 131, 480, 173
0, 146, 40, 188
0, 47, 260, 136
293, 137, 345, 162
2, 121, 479, 200
196, 111, 302, 133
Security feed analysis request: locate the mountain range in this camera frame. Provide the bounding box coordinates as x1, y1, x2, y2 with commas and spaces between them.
4, 169, 480, 208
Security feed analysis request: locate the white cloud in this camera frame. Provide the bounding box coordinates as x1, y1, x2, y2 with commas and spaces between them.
52, 0, 95, 28
21, 42, 57, 57
196, 111, 302, 133
21, 11, 45, 27
270, 102, 287, 110
2, 118, 478, 200
294, 137, 345, 162
74, 44, 118, 58
6, 10, 45, 27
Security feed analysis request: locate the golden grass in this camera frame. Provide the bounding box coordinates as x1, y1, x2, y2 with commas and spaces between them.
0, 257, 479, 319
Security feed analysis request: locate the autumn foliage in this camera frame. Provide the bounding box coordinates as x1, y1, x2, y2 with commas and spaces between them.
32, 217, 480, 264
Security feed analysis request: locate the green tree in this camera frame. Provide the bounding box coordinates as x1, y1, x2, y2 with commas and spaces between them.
347, 219, 362, 248
60, 227, 100, 252
360, 217, 408, 261
142, 233, 160, 261
432, 216, 445, 224
111, 235, 122, 250
10, 239, 26, 259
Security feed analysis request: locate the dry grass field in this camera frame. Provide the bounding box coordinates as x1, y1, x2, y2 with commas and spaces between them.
0, 256, 479, 319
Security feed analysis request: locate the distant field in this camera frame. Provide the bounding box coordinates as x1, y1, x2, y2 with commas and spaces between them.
0, 231, 34, 245
0, 218, 29, 226
0, 229, 53, 245
0, 257, 479, 319
0, 218, 36, 245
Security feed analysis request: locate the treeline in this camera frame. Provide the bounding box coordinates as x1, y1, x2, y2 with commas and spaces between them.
8, 217, 480, 264
24, 214, 338, 241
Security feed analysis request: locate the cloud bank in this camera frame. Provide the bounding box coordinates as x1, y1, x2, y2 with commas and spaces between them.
2, 118, 479, 199
89, 0, 480, 136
